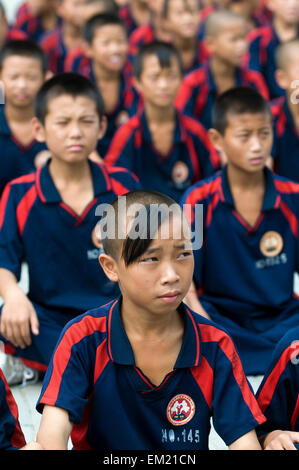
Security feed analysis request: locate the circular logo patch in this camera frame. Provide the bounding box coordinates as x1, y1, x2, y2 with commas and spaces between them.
166, 394, 195, 426
172, 161, 189, 184
260, 231, 283, 258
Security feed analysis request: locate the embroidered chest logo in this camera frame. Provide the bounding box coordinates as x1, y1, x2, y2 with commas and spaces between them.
260, 231, 284, 258
166, 394, 195, 426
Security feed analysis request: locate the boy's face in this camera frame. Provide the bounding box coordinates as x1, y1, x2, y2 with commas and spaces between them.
87, 25, 128, 72
100, 211, 194, 317
0, 10, 8, 49
206, 20, 248, 66
268, 0, 299, 24
0, 56, 45, 108
134, 54, 182, 108
210, 112, 273, 174
57, 0, 86, 28
229, 0, 261, 19
167, 0, 200, 39
32, 94, 105, 163
276, 49, 299, 92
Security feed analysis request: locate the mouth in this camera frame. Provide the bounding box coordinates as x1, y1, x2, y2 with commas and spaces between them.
67, 144, 84, 152
158, 291, 181, 303
249, 157, 264, 166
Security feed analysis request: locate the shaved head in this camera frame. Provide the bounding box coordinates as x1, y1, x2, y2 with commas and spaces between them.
205, 9, 245, 37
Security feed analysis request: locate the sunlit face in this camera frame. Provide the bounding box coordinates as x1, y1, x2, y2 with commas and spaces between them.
167, 0, 200, 39
268, 0, 299, 24
276, 48, 299, 91
88, 25, 128, 72
215, 113, 273, 174
33, 95, 104, 164
113, 212, 194, 317
206, 20, 248, 66
134, 54, 182, 108
0, 56, 44, 108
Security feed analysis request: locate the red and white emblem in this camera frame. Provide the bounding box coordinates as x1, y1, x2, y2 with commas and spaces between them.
166, 394, 195, 426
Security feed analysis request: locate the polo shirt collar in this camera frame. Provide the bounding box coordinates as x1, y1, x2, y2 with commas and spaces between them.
206, 63, 242, 94
36, 158, 112, 203
106, 297, 202, 368
0, 106, 11, 136
221, 165, 279, 211
140, 109, 187, 144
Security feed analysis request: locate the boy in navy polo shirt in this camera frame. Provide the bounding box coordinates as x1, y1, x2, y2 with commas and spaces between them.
0, 73, 140, 384
181, 86, 299, 376
270, 39, 299, 182
160, 0, 209, 75
74, 13, 140, 157
0, 40, 50, 197
246, 0, 299, 99
255, 326, 299, 450
0, 367, 26, 449
175, 9, 269, 131
11, 0, 59, 42
119, 0, 152, 36
30, 189, 265, 450
105, 41, 220, 203
39, 0, 87, 75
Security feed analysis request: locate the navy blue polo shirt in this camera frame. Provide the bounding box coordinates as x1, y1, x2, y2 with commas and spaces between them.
39, 25, 67, 74
256, 325, 299, 434
175, 62, 269, 130
0, 368, 26, 450
181, 166, 299, 374
0, 160, 140, 316
246, 24, 299, 99
0, 105, 48, 197
37, 298, 265, 450
104, 110, 220, 202
271, 97, 299, 183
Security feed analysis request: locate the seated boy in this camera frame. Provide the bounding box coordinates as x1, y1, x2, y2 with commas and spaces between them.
0, 72, 140, 384
0, 40, 50, 197
175, 9, 269, 131
30, 189, 265, 450
119, 0, 152, 36
270, 39, 299, 182
128, 0, 172, 62
181, 86, 299, 376
160, 0, 209, 75
39, 0, 87, 75
246, 0, 299, 99
0, 367, 26, 449
255, 326, 299, 450
73, 13, 140, 157
11, 0, 59, 42
105, 41, 220, 203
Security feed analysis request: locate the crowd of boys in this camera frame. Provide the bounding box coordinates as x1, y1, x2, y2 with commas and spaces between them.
0, 0, 298, 451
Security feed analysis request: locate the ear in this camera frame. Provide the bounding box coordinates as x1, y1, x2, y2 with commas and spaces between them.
98, 253, 120, 283
204, 36, 216, 55
45, 70, 54, 81
98, 115, 107, 140
208, 128, 224, 152
31, 117, 46, 143
131, 76, 143, 95
275, 69, 288, 91
82, 40, 93, 59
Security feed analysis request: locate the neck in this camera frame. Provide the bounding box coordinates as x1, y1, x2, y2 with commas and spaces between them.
5, 102, 34, 123
210, 55, 236, 79
121, 297, 182, 340
92, 61, 120, 82
49, 157, 91, 184
227, 163, 265, 190
174, 35, 197, 51
145, 102, 175, 123
63, 20, 82, 39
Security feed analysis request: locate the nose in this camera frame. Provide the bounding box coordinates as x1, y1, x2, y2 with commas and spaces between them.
68, 121, 83, 138
160, 261, 180, 285
250, 134, 263, 152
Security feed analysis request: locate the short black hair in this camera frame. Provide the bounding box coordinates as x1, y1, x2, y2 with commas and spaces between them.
83, 12, 127, 44
100, 190, 183, 266
0, 39, 48, 73
212, 86, 272, 134
34, 72, 105, 124
133, 40, 184, 79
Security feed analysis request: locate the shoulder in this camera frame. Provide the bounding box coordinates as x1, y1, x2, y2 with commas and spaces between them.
95, 162, 140, 194
180, 113, 208, 138
272, 173, 299, 195
181, 67, 207, 87
129, 24, 154, 43
248, 25, 273, 44
181, 172, 222, 205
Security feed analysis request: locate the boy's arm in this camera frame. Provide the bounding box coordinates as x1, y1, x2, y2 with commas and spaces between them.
229, 429, 262, 450
261, 430, 299, 450
35, 405, 73, 450
0, 268, 39, 349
